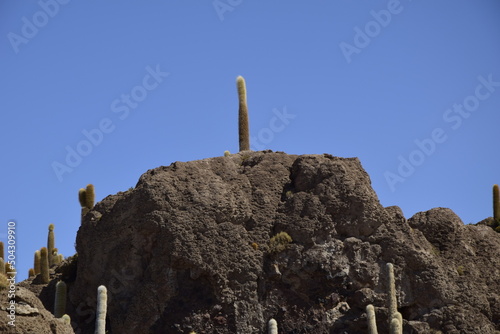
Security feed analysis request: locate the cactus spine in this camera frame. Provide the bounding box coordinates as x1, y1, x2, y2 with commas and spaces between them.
54, 280, 67, 318
494, 184, 499, 223
268, 318, 278, 334
237, 76, 250, 152
95, 285, 108, 334
34, 250, 41, 275
48, 224, 55, 266
366, 304, 378, 334
40, 247, 50, 283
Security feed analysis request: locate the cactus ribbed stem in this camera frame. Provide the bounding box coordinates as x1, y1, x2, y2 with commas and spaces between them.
366, 304, 378, 334
268, 318, 278, 334
85, 184, 95, 210
34, 250, 41, 275
54, 280, 67, 318
40, 247, 50, 284
237, 76, 250, 152
95, 285, 108, 334
48, 224, 55, 266
387, 263, 397, 328
493, 184, 499, 223
390, 317, 402, 334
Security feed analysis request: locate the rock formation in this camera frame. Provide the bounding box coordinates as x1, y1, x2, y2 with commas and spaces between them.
3, 151, 499, 333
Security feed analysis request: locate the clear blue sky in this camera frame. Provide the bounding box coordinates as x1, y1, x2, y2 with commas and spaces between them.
1, 1, 499, 282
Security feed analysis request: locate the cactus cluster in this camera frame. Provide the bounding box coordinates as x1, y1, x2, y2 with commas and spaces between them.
366, 263, 403, 334
79, 184, 95, 216
30, 224, 65, 281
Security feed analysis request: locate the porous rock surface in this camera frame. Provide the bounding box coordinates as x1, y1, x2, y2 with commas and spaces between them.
51, 151, 500, 332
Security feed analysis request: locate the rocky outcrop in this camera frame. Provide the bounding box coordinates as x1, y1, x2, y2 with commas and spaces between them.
0, 284, 74, 334
13, 151, 500, 333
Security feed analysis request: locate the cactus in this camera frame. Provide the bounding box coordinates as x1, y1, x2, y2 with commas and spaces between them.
366, 304, 378, 334
85, 184, 95, 210
61, 314, 71, 325
40, 247, 50, 283
269, 232, 292, 253
79, 188, 87, 207
54, 280, 67, 318
0, 241, 4, 260
5, 262, 15, 279
34, 250, 41, 275
95, 285, 108, 334
390, 317, 402, 334
494, 184, 500, 224
268, 318, 278, 334
224, 150, 231, 157
0, 258, 4, 275
48, 224, 55, 266
387, 263, 398, 328
0, 273, 8, 291
237, 76, 250, 152
28, 268, 35, 277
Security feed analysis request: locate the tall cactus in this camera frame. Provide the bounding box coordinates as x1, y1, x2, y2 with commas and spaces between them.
54, 280, 67, 318
268, 318, 278, 334
494, 184, 499, 223
237, 76, 250, 152
95, 285, 108, 334
366, 304, 378, 334
387, 263, 397, 327
34, 250, 41, 275
40, 247, 50, 284
48, 224, 55, 266
86, 184, 95, 210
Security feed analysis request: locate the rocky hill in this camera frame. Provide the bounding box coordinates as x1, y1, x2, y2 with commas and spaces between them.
3, 151, 500, 333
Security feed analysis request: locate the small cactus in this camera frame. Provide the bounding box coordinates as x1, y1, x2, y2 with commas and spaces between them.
54, 280, 67, 318
0, 273, 8, 291
78, 188, 87, 208
40, 247, 50, 284
5, 262, 15, 279
28, 268, 35, 278
85, 184, 95, 210
269, 232, 292, 253
48, 224, 55, 266
268, 318, 278, 334
0, 258, 4, 275
95, 285, 108, 334
0, 241, 4, 260
390, 317, 402, 334
237, 76, 250, 152
366, 304, 378, 334
493, 184, 499, 223
224, 150, 231, 157
61, 314, 71, 325
34, 250, 41, 275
